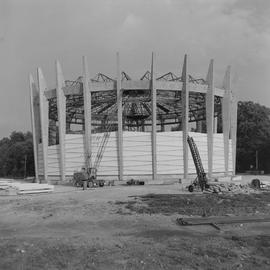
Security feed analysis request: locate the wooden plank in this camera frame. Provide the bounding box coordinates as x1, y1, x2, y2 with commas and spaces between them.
206, 60, 214, 178
8, 183, 54, 190
56, 60, 66, 181
116, 53, 123, 180
18, 190, 53, 195
177, 216, 270, 226
29, 74, 40, 182
181, 54, 189, 180
37, 68, 49, 181
82, 56, 92, 169
222, 66, 231, 175
151, 52, 157, 180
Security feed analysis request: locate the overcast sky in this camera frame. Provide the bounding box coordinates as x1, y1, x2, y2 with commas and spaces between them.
0, 0, 270, 138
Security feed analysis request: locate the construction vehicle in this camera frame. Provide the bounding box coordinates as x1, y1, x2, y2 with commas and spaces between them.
73, 167, 104, 188
73, 117, 114, 189
187, 136, 208, 192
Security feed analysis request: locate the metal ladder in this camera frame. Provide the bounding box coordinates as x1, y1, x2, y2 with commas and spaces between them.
187, 136, 207, 191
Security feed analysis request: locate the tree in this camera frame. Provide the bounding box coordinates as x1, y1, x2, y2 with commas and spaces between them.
0, 131, 35, 178
236, 101, 270, 173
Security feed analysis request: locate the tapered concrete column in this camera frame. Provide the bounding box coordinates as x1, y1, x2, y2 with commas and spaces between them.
222, 66, 231, 175
37, 68, 49, 181
116, 53, 123, 180
181, 54, 189, 180
56, 61, 66, 181
29, 74, 40, 182
151, 52, 157, 180
82, 56, 92, 169
206, 60, 214, 178
230, 87, 238, 175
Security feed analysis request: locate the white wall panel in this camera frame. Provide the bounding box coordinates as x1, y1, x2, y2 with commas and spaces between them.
213, 134, 226, 172
47, 145, 60, 175
65, 134, 85, 174
123, 131, 152, 175
157, 131, 183, 174
38, 131, 233, 178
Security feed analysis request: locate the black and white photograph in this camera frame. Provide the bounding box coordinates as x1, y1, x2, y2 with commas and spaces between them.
0, 0, 270, 269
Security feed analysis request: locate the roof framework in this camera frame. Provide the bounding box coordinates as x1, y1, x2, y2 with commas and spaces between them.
48, 71, 222, 131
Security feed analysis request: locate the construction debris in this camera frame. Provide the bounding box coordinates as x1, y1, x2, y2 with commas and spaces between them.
197, 179, 270, 194
126, 179, 145, 186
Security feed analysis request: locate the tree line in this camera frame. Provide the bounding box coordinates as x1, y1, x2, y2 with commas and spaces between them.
0, 131, 35, 178
237, 101, 270, 172
0, 101, 269, 178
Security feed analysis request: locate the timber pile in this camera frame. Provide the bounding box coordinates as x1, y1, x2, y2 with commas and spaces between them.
0, 179, 54, 195
0, 179, 13, 189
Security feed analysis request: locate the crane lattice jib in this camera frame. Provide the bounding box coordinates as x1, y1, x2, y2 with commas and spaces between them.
187, 136, 207, 191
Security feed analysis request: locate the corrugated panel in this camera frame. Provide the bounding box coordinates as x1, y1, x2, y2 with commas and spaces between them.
47, 145, 60, 175
123, 131, 152, 175
213, 133, 226, 172
65, 134, 85, 174
39, 131, 233, 177
157, 131, 183, 174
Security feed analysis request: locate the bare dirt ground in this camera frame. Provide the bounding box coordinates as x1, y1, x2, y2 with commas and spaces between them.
0, 177, 270, 270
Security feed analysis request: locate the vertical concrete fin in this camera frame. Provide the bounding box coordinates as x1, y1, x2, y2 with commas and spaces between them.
151, 52, 157, 180
82, 56, 92, 169
206, 59, 214, 178
56, 60, 66, 181
222, 65, 231, 90
181, 54, 189, 180
116, 52, 123, 180
29, 74, 39, 182
222, 66, 231, 175
230, 83, 238, 175
37, 67, 49, 181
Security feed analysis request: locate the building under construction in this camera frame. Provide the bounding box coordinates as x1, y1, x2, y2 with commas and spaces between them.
29, 53, 237, 182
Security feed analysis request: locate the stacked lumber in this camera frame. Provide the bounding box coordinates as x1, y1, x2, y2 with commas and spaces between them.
0, 179, 13, 189
11, 183, 54, 195
0, 180, 54, 195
